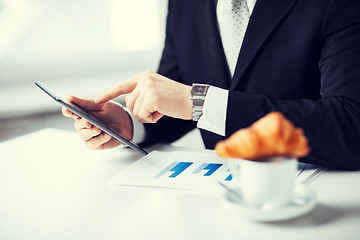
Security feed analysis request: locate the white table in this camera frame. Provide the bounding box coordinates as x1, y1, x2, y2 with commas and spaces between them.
1, 129, 359, 240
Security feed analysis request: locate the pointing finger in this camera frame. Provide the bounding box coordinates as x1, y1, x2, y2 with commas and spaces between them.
95, 76, 140, 104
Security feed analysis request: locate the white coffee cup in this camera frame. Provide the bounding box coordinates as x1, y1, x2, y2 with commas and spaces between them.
228, 157, 297, 210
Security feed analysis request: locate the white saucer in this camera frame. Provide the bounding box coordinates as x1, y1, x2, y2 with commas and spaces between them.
221, 185, 317, 222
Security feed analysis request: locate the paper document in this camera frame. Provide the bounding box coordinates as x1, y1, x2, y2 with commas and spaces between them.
108, 150, 232, 194
108, 150, 322, 194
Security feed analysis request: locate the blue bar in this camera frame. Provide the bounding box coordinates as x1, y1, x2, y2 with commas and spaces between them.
225, 174, 233, 181
169, 162, 193, 178
193, 163, 223, 176
153, 161, 193, 179
203, 163, 222, 176
153, 161, 179, 178
193, 163, 209, 174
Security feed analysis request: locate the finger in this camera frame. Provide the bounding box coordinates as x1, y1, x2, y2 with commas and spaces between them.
81, 118, 92, 129
79, 126, 102, 141
151, 111, 164, 123
101, 138, 122, 150
125, 84, 141, 113
124, 94, 146, 123
74, 118, 92, 132
85, 132, 112, 150
62, 106, 80, 119
129, 103, 151, 123
137, 97, 164, 123
134, 116, 150, 123
138, 100, 155, 123
67, 95, 100, 111
132, 90, 145, 119
95, 76, 140, 104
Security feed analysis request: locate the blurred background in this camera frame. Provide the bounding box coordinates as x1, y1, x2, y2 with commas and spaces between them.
0, 0, 169, 142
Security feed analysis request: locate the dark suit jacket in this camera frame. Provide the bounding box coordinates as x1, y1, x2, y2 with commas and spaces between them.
142, 0, 360, 170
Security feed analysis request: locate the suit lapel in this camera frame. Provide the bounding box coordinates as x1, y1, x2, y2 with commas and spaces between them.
190, 0, 231, 89
231, 0, 297, 90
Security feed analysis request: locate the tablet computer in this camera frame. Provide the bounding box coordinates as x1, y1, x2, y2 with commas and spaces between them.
35, 81, 148, 155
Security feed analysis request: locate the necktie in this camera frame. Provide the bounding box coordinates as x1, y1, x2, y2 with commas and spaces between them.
217, 0, 250, 77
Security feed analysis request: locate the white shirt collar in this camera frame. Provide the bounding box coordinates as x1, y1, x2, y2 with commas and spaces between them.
247, 0, 257, 15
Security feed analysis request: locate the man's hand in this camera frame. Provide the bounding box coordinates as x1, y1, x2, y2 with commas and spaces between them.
95, 71, 193, 123
62, 96, 133, 150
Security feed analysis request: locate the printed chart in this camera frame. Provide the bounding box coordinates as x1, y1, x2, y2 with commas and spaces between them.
108, 150, 233, 193
154, 161, 232, 180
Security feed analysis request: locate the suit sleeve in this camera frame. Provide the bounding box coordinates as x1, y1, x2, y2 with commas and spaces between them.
226, 0, 360, 170
141, 1, 196, 146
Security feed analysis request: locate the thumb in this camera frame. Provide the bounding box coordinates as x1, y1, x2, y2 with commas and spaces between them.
67, 95, 100, 111
95, 78, 139, 104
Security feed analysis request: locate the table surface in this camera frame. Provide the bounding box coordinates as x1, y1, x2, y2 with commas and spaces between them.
1, 129, 359, 240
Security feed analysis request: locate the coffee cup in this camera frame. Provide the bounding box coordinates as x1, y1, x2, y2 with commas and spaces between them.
228, 156, 297, 210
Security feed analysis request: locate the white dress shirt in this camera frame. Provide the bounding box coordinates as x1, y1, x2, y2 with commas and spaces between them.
197, 0, 257, 136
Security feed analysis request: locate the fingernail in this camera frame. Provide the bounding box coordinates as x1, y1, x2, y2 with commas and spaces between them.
92, 128, 98, 133
104, 134, 110, 139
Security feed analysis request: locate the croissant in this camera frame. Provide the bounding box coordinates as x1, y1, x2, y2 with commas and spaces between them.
215, 112, 310, 160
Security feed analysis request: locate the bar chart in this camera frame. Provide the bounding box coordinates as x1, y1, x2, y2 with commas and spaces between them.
108, 150, 233, 193
154, 162, 232, 181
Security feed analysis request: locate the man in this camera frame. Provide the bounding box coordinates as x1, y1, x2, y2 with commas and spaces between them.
63, 0, 360, 170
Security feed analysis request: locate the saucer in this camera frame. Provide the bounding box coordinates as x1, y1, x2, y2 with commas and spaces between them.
221, 185, 316, 222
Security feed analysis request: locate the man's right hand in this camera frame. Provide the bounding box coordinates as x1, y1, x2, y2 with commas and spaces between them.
62, 95, 133, 150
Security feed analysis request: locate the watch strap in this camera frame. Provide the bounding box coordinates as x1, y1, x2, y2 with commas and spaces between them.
191, 84, 209, 121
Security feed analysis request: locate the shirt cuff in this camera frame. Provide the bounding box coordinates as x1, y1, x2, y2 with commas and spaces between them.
197, 86, 228, 136
123, 107, 146, 144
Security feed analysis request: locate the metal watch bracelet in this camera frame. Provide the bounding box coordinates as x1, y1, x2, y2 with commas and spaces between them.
191, 84, 210, 121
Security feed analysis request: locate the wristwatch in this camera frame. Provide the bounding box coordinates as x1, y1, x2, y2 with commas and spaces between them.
191, 83, 210, 121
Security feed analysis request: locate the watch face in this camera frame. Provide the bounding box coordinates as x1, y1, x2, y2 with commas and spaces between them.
193, 86, 207, 94
191, 84, 209, 95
